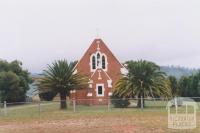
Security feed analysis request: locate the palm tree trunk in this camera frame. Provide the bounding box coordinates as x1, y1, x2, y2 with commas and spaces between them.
60, 92, 67, 109
137, 93, 145, 108
137, 81, 145, 108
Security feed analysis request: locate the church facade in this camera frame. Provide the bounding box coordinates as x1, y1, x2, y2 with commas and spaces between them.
71, 38, 127, 105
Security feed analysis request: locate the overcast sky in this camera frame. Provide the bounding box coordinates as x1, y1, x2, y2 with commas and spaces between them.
0, 0, 200, 73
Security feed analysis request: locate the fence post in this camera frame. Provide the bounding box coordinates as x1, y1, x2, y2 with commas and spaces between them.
4, 101, 7, 116
141, 96, 144, 109
73, 99, 76, 112
38, 101, 41, 117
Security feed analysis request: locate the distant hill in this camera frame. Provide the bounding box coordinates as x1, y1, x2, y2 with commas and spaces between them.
31, 73, 42, 78
160, 66, 198, 79
30, 67, 199, 80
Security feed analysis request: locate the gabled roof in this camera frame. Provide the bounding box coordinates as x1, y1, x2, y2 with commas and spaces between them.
74, 38, 125, 70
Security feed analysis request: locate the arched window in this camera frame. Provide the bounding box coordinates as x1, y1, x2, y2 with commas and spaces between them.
92, 56, 96, 69
102, 56, 106, 69
97, 53, 101, 67
90, 52, 107, 71
97, 53, 100, 59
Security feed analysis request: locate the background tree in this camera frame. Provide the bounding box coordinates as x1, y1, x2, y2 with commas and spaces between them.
168, 76, 180, 97
115, 60, 171, 108
179, 71, 200, 99
38, 60, 88, 109
0, 60, 32, 103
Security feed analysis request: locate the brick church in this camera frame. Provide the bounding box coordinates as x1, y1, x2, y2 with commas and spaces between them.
71, 38, 128, 105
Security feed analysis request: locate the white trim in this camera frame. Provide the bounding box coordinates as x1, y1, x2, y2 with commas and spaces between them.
96, 52, 101, 69
90, 54, 96, 72
74, 38, 126, 74
97, 40, 100, 51
73, 39, 97, 71
107, 80, 112, 88
121, 68, 128, 75
73, 69, 77, 74
88, 79, 93, 88
91, 69, 97, 78
98, 38, 126, 70
108, 92, 113, 96
87, 93, 93, 97
98, 70, 102, 80
96, 84, 105, 97
104, 71, 111, 80
89, 84, 92, 88
88, 80, 93, 84
89, 51, 108, 72
70, 90, 76, 94
101, 53, 108, 71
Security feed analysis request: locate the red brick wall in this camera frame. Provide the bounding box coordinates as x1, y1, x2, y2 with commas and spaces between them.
73, 39, 123, 105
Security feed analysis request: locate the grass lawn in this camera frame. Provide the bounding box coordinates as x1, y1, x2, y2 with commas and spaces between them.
0, 101, 199, 133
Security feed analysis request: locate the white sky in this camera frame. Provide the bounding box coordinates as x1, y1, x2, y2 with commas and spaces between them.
0, 0, 200, 73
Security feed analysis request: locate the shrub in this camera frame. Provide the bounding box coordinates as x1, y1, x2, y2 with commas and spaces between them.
39, 90, 57, 101
111, 94, 130, 108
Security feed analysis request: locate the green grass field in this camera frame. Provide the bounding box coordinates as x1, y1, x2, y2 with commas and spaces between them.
0, 101, 199, 133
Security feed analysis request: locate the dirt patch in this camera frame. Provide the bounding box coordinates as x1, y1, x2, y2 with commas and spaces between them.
0, 114, 196, 133
0, 117, 139, 133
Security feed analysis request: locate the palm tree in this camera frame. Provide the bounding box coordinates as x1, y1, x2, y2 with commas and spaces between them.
38, 60, 88, 109
115, 60, 171, 108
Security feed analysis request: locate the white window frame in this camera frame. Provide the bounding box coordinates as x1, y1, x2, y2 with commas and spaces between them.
101, 53, 108, 71
90, 54, 96, 72
96, 52, 101, 69
90, 52, 108, 72
96, 84, 105, 97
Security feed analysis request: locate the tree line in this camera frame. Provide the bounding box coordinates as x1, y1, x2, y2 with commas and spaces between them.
0, 60, 32, 103
0, 59, 200, 109
112, 60, 200, 108
170, 72, 200, 98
